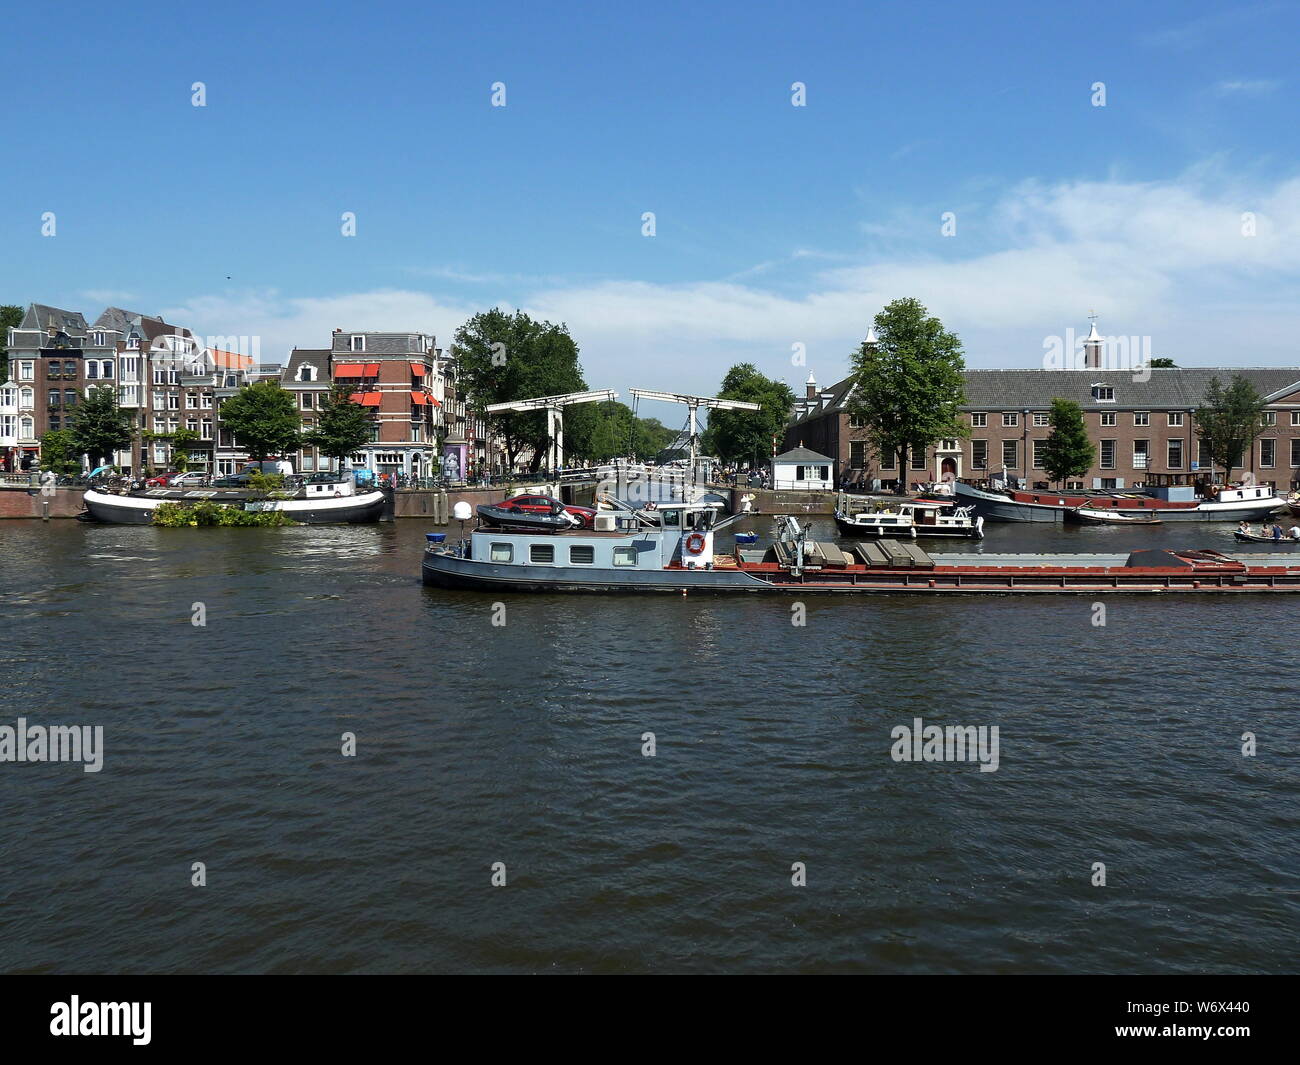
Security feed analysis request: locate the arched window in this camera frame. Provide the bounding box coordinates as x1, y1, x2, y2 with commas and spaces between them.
299, 363, 317, 382
20, 387, 34, 408
20, 417, 34, 439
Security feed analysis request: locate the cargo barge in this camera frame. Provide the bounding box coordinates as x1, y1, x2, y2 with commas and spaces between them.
422, 505, 1300, 595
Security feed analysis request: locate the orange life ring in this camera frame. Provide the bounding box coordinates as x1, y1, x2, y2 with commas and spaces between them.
684, 532, 707, 555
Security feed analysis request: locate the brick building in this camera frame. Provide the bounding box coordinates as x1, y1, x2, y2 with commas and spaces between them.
788, 361, 1300, 495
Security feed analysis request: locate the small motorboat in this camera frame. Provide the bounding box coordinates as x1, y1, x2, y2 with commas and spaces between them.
733, 532, 758, 544
476, 501, 580, 533
1234, 530, 1300, 544
1068, 505, 1162, 526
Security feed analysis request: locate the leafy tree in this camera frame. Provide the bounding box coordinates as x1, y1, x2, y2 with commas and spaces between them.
701, 364, 794, 464
1195, 375, 1265, 484
40, 429, 81, 474
1040, 398, 1094, 487
303, 384, 374, 471
68, 386, 134, 469
1148, 357, 1176, 368
449, 309, 587, 471
846, 298, 966, 492
147, 427, 202, 471
0, 304, 22, 385
217, 380, 301, 461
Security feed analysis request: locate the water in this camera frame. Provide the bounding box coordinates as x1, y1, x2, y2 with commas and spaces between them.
1, 517, 1296, 973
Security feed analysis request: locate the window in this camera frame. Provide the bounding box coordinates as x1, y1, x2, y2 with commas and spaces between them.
301, 393, 313, 409
298, 364, 317, 382
19, 387, 33, 408
20, 417, 33, 439
613, 547, 637, 566
848, 414, 865, 428
1, 414, 14, 437
570, 545, 595, 564
201, 393, 213, 409
1167, 439, 1183, 469
909, 451, 926, 470
1168, 412, 1184, 427
970, 412, 987, 427
411, 426, 421, 442
62, 389, 77, 407
350, 335, 365, 352
1262, 411, 1276, 426
1133, 439, 1149, 470
879, 450, 896, 470
490, 543, 513, 563
1001, 440, 1018, 469
1100, 440, 1116, 469
186, 393, 198, 408
849, 441, 867, 469
126, 336, 139, 349
86, 361, 98, 379
1198, 440, 1211, 468
1261, 438, 1276, 468
1292, 411, 1300, 427
1032, 440, 1046, 469
1001, 412, 1018, 427
1033, 413, 1050, 427
19, 362, 33, 380
168, 394, 180, 409
529, 544, 555, 564
201, 419, 213, 440
1092, 385, 1115, 402
1100, 412, 1116, 426
1134, 411, 1150, 426
1292, 439, 1300, 468
971, 440, 987, 470
940, 438, 957, 451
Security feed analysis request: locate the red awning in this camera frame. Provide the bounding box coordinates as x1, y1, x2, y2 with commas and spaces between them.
335, 363, 364, 377
409, 362, 426, 376
410, 391, 427, 405
351, 392, 382, 407
365, 363, 380, 376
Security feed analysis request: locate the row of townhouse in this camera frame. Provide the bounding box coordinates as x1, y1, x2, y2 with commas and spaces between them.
786, 330, 1300, 493
2, 304, 495, 478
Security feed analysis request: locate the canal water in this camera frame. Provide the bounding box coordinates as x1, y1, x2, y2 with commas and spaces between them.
1, 517, 1296, 973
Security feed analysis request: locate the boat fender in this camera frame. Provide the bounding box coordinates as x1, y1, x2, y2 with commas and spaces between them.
684, 532, 707, 555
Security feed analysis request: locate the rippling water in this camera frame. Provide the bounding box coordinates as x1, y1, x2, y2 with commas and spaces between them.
1, 517, 1296, 973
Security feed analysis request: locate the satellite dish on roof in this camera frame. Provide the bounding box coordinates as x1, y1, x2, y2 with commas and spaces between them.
452, 501, 472, 521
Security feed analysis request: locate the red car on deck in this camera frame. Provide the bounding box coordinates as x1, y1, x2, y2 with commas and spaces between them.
498, 494, 597, 528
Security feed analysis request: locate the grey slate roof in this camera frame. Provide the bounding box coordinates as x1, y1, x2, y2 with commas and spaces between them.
773, 446, 835, 464
281, 348, 331, 385
90, 306, 155, 335
21, 303, 88, 335
790, 368, 1300, 426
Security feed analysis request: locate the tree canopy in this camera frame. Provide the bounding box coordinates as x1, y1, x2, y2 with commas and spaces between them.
69, 386, 134, 468
1040, 398, 1094, 486
303, 384, 374, 468
701, 364, 794, 464
40, 429, 81, 474
1195, 374, 1266, 483
217, 380, 302, 461
564, 402, 677, 463
450, 309, 587, 471
846, 298, 966, 489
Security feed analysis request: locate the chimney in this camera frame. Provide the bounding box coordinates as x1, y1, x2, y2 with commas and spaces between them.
805, 371, 817, 400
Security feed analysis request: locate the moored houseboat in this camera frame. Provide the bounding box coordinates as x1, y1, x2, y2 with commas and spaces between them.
834, 494, 985, 539
82, 475, 388, 525
422, 504, 1300, 595
955, 480, 1284, 523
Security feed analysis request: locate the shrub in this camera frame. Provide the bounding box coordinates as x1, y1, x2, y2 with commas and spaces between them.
152, 499, 297, 527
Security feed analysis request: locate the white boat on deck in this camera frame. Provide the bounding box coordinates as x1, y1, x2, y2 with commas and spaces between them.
833, 494, 985, 539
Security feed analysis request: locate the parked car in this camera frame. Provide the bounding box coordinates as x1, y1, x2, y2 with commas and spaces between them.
168, 472, 209, 488
499, 494, 597, 528
145, 471, 184, 487
211, 473, 253, 488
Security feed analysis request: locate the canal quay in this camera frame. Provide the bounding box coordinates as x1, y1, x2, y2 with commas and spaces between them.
1, 507, 1296, 975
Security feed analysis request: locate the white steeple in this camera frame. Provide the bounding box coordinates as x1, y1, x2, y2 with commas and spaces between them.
1083, 314, 1102, 369
865, 325, 879, 345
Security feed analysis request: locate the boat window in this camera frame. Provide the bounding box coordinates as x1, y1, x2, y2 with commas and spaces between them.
612, 547, 637, 566
662, 510, 681, 528
490, 543, 513, 563
569, 545, 595, 565
529, 544, 555, 564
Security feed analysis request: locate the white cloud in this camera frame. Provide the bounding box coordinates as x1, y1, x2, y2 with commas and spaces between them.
1213, 79, 1282, 96
162, 169, 1300, 393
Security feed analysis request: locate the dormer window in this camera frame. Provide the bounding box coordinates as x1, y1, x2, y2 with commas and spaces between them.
92, 331, 105, 346
350, 335, 365, 352
127, 336, 140, 349
298, 363, 317, 382
1092, 384, 1115, 402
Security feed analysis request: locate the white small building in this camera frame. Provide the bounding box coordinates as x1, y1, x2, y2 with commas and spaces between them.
771, 445, 835, 491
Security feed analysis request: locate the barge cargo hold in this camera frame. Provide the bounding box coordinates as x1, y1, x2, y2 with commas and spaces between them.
422, 505, 1300, 595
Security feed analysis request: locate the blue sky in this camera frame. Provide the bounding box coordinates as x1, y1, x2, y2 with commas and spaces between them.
3, 0, 1298, 413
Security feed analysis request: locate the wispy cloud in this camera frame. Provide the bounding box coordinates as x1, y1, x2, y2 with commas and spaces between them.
1213, 78, 1282, 96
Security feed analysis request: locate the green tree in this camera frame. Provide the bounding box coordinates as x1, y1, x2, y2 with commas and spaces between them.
68, 386, 135, 468
1195, 374, 1266, 484
217, 380, 302, 461
701, 364, 794, 464
0, 304, 22, 385
846, 298, 966, 492
1148, 357, 1176, 368
147, 427, 202, 471
303, 384, 374, 471
40, 429, 81, 474
449, 309, 587, 471
1040, 398, 1094, 487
